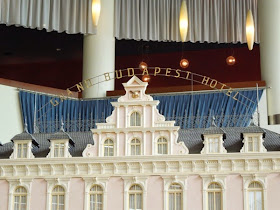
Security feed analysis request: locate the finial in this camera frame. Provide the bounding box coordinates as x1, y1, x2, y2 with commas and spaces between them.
59, 118, 65, 132
249, 116, 256, 126
24, 118, 29, 133
211, 116, 216, 127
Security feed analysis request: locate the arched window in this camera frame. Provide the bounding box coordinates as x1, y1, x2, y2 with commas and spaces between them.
51, 186, 65, 210
207, 182, 222, 210
248, 182, 263, 210
130, 112, 141, 126
129, 184, 143, 210
131, 138, 141, 155
104, 139, 114, 156
168, 183, 182, 210
89, 185, 103, 210
157, 137, 168, 154
14, 186, 27, 210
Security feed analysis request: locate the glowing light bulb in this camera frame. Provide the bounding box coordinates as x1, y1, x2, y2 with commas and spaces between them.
139, 61, 148, 70
180, 58, 189, 68
226, 56, 236, 66
142, 75, 151, 82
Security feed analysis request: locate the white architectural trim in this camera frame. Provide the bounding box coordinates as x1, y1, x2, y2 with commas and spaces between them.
83, 177, 109, 210
45, 177, 70, 210
201, 174, 226, 210
241, 133, 267, 153
7, 178, 32, 210
10, 140, 34, 159
242, 174, 267, 210
162, 175, 187, 210
122, 176, 148, 210
1, 153, 280, 178
47, 139, 72, 158
201, 134, 227, 154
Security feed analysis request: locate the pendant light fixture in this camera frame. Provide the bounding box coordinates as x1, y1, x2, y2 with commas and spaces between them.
226, 56, 236, 66
179, 0, 188, 42
92, 0, 101, 26
139, 61, 148, 70
246, 10, 255, 51
180, 58, 189, 68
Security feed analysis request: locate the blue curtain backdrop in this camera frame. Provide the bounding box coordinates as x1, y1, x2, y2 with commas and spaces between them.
19, 89, 263, 133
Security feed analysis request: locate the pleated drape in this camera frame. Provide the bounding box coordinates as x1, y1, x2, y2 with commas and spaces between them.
0, 0, 96, 34
115, 0, 259, 43
19, 89, 263, 133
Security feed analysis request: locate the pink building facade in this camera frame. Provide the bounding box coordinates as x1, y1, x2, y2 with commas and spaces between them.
0, 76, 280, 210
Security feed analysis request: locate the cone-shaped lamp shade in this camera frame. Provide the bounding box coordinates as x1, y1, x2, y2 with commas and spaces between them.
246, 10, 254, 50
92, 0, 101, 26
179, 0, 188, 42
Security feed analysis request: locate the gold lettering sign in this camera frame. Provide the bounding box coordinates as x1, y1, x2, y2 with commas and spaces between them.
66, 89, 73, 97
175, 69, 181, 78
209, 79, 217, 88
127, 68, 135, 77
84, 78, 94, 88
201, 76, 210, 85
48, 67, 246, 107
104, 73, 111, 81
115, 70, 123, 79
50, 99, 59, 106
142, 68, 149, 75
154, 67, 161, 76
165, 68, 171, 76
76, 82, 84, 92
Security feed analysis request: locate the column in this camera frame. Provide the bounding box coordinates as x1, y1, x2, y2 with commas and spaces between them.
83, 0, 115, 98
259, 0, 280, 124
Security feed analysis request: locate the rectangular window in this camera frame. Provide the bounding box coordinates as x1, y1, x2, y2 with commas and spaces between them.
17, 143, 28, 158
54, 143, 65, 157
208, 191, 221, 210
248, 191, 263, 210
248, 137, 259, 152
208, 138, 219, 153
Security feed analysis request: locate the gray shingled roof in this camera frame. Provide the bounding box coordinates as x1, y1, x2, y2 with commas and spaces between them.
48, 130, 75, 146
11, 130, 39, 147
202, 118, 225, 136
178, 127, 280, 154
242, 125, 266, 134
0, 126, 279, 158
0, 131, 93, 159
203, 126, 225, 135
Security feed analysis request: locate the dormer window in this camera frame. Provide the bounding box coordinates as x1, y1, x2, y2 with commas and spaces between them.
130, 111, 141, 126
47, 121, 74, 158
54, 142, 65, 157
208, 137, 219, 153
17, 143, 28, 158
241, 134, 267, 153
10, 122, 39, 159
201, 117, 227, 154
240, 124, 267, 153
248, 136, 259, 152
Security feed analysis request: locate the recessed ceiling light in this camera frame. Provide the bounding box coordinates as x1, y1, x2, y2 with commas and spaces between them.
56, 48, 62, 51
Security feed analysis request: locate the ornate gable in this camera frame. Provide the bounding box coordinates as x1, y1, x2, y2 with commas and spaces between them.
83, 76, 188, 157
